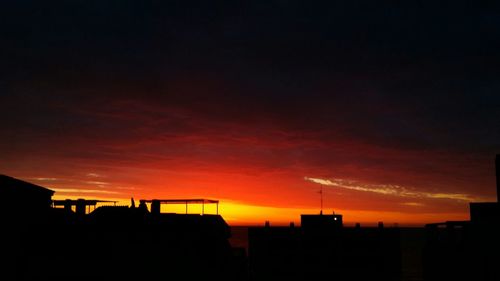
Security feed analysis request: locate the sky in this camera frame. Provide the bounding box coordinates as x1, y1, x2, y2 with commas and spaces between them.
1, 1, 500, 225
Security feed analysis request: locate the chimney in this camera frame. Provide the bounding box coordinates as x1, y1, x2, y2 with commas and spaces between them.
64, 199, 72, 212
75, 199, 86, 216
496, 154, 500, 202
151, 199, 160, 215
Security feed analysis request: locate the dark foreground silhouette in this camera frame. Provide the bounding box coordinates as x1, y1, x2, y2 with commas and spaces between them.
248, 215, 401, 281
422, 155, 500, 281
0, 177, 245, 281
247, 155, 500, 281
1, 154, 499, 281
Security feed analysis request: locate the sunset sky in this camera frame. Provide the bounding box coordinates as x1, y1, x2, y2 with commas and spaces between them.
2, 1, 499, 225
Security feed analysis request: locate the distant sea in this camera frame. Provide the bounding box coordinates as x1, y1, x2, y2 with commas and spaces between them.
228, 226, 250, 250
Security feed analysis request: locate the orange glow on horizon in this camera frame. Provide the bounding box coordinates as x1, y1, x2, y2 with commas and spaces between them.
11, 139, 494, 227
51, 194, 470, 226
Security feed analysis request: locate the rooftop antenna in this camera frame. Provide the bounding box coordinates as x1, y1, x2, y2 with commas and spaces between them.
319, 185, 323, 215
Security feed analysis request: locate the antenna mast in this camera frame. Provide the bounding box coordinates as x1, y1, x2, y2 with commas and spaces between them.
319, 185, 323, 215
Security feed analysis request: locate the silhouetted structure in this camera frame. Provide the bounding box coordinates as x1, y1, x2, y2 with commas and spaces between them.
8, 154, 500, 281
423, 155, 500, 281
248, 212, 401, 281
140, 198, 220, 215
301, 213, 343, 230
0, 175, 246, 281
0, 174, 54, 223
52, 198, 117, 215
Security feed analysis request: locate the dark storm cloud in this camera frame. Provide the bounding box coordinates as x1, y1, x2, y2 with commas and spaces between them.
2, 0, 500, 159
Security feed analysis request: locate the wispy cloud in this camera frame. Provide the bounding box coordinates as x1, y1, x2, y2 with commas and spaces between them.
32, 177, 58, 181
86, 173, 104, 178
304, 177, 487, 202
31, 177, 121, 194
52, 188, 120, 194
401, 202, 425, 207
85, 181, 110, 186
113, 186, 137, 190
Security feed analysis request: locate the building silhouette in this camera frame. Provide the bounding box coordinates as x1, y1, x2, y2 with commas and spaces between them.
423, 155, 500, 281
0, 175, 246, 281
4, 155, 499, 281
248, 213, 401, 281
0, 174, 54, 224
